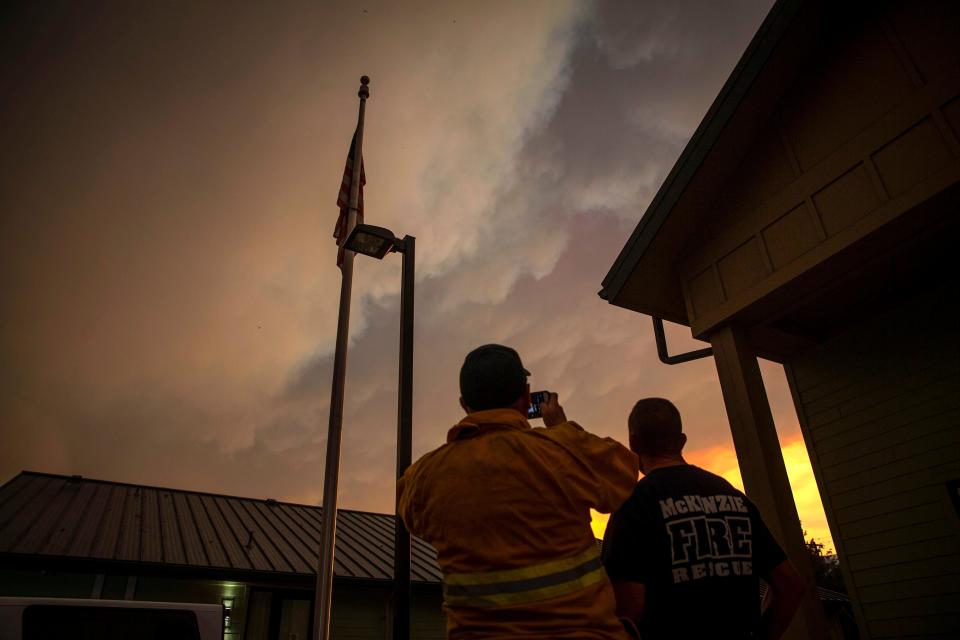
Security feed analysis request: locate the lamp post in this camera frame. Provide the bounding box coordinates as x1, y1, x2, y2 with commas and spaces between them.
344, 223, 415, 640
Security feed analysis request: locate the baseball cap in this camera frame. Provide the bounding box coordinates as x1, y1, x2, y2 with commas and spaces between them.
459, 344, 531, 411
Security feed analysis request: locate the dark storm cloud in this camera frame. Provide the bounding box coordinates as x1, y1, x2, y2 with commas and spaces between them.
2, 1, 812, 524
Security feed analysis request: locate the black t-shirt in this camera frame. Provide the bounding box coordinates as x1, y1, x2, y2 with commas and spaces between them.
601, 465, 786, 639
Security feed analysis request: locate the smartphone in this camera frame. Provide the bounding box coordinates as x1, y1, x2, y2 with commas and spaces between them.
528, 391, 548, 419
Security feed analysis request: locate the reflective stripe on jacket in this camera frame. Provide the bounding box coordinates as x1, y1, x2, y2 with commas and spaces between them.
443, 545, 605, 608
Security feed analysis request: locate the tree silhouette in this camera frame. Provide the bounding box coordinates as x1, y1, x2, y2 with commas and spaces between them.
803, 530, 846, 593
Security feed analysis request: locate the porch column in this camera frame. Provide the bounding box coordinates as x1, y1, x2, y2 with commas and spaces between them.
710, 324, 827, 640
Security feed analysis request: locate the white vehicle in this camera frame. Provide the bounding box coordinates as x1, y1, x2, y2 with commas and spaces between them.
0, 597, 223, 640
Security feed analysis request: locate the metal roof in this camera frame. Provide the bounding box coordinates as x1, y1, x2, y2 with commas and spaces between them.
1, 472, 851, 604
759, 582, 849, 604
0, 472, 442, 584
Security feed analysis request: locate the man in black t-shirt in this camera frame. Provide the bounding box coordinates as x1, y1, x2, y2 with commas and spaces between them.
601, 398, 804, 639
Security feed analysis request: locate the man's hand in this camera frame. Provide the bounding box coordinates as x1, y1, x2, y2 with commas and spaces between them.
541, 392, 567, 427
611, 580, 646, 626
759, 560, 805, 639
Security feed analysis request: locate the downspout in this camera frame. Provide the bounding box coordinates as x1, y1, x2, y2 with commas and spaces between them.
652, 317, 713, 364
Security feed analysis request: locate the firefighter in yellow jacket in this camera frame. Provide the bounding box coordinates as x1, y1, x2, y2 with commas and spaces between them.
398, 344, 639, 639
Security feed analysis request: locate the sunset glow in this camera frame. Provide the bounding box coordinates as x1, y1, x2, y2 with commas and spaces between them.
591, 433, 834, 553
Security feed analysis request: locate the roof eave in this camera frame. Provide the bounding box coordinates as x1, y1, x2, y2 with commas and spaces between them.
599, 0, 803, 309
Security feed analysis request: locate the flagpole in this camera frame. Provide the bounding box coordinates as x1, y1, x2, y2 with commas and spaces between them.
314, 75, 369, 640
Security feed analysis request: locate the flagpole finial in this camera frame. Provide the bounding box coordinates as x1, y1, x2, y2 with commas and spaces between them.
359, 76, 370, 99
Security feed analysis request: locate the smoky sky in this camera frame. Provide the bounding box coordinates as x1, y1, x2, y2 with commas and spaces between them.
1, 1, 794, 514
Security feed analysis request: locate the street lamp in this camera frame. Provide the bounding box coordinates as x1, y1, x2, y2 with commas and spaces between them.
344, 222, 415, 640
345, 224, 402, 259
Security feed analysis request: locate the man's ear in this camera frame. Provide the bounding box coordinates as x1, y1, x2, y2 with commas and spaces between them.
678, 433, 688, 451
628, 422, 641, 455
459, 397, 470, 413
508, 385, 531, 416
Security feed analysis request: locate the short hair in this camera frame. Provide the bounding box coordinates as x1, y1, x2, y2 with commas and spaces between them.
628, 398, 684, 456
459, 344, 530, 411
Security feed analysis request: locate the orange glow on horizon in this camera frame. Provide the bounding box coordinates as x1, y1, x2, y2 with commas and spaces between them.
590, 434, 834, 553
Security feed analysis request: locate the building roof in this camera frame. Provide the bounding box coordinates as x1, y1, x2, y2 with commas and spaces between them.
0, 471, 852, 604
760, 582, 849, 604
0, 471, 442, 584
598, 0, 812, 321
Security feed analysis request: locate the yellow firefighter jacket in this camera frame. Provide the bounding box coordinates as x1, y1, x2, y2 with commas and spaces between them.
398, 408, 639, 639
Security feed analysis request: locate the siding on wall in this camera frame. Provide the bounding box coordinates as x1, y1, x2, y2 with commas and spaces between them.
329, 584, 445, 640
788, 282, 960, 638
0, 569, 448, 640
680, 0, 960, 338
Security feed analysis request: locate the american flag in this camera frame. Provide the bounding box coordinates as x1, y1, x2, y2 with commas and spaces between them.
333, 130, 366, 267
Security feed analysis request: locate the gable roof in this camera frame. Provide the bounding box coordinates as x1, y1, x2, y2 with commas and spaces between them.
0, 471, 442, 584
599, 0, 815, 322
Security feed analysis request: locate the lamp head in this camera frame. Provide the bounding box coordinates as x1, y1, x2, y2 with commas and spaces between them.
345, 224, 398, 259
